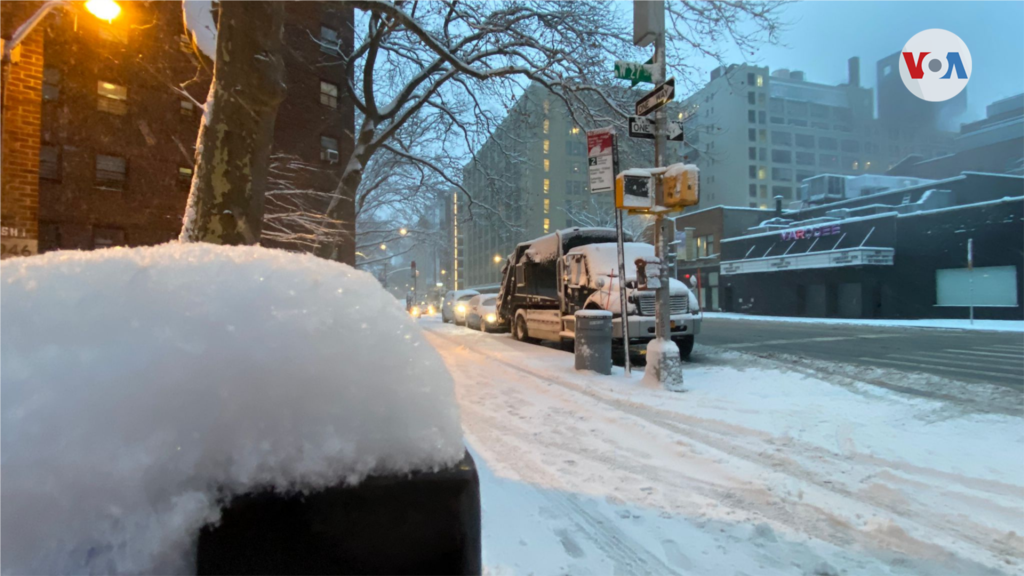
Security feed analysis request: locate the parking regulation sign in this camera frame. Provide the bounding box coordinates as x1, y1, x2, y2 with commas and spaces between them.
587, 127, 617, 193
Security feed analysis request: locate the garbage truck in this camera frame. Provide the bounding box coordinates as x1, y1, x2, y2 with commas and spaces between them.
495, 227, 701, 360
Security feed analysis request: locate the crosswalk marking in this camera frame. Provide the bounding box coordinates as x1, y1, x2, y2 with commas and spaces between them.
944, 349, 1021, 359
911, 350, 1022, 366
720, 334, 899, 349
890, 353, 1022, 372
867, 357, 1022, 380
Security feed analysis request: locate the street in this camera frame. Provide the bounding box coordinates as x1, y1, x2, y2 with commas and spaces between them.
421, 315, 1024, 575
699, 315, 1024, 391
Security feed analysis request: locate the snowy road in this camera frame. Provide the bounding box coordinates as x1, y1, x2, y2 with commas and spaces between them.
419, 316, 1024, 576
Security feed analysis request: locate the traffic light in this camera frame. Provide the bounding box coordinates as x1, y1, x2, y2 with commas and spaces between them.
410, 261, 416, 279
615, 171, 654, 210
662, 163, 699, 209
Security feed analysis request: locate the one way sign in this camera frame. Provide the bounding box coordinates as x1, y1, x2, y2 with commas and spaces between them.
635, 77, 675, 116
628, 115, 685, 142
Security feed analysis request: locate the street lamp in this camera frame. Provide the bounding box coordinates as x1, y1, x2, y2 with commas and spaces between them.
2, 1, 121, 62
399, 228, 408, 236
441, 269, 446, 275
493, 254, 502, 263
379, 243, 387, 251
85, 0, 120, 21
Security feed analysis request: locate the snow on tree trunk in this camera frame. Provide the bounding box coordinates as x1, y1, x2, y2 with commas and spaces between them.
179, 2, 287, 245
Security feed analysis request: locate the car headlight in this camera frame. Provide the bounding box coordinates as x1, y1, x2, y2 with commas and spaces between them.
410, 306, 421, 317
428, 305, 436, 315
457, 305, 466, 313
485, 313, 496, 323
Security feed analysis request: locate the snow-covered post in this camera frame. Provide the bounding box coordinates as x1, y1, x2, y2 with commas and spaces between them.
179, 1, 287, 246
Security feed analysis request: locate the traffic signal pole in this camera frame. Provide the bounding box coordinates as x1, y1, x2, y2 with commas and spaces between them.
650, 0, 683, 386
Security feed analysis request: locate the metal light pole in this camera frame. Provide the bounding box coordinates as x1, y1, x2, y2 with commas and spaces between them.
647, 0, 682, 386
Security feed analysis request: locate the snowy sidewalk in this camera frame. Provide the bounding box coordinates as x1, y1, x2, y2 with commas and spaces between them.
702, 311, 1024, 333
420, 317, 1024, 575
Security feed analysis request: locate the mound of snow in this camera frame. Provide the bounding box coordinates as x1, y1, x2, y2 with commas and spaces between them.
1, 244, 464, 574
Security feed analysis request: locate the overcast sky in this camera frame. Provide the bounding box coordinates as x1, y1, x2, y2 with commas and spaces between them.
732, 1, 1024, 123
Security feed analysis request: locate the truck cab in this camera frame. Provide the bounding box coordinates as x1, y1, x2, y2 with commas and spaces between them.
497, 228, 701, 360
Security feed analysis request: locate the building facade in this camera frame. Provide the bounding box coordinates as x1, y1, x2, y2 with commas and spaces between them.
458, 83, 683, 289
680, 58, 957, 212
677, 172, 1023, 319
2, 1, 353, 256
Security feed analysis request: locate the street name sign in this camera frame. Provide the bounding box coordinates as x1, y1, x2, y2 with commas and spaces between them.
614, 59, 653, 86
587, 127, 617, 194
635, 78, 675, 116
628, 115, 685, 142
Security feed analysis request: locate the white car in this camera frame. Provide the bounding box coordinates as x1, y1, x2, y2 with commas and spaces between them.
442, 290, 479, 324
466, 294, 500, 332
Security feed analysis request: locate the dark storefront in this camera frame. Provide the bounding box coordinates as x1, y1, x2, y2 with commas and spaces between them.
718, 199, 1023, 320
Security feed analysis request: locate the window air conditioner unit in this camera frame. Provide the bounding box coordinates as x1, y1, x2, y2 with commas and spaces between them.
326, 149, 339, 164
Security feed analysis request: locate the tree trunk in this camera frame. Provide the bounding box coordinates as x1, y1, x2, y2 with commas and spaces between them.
179, 1, 287, 245
314, 119, 376, 265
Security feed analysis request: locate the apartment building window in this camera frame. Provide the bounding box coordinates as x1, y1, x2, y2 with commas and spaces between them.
769, 98, 784, 114
772, 131, 791, 146
95, 154, 127, 190
758, 129, 767, 143
749, 202, 757, 208
180, 99, 195, 116
796, 151, 815, 166
543, 198, 550, 214
811, 121, 829, 130
758, 111, 766, 124
42, 68, 60, 101
97, 81, 128, 115
748, 91, 756, 105
40, 145, 61, 180
771, 116, 784, 125
696, 234, 714, 258
178, 166, 193, 182
571, 161, 582, 173
748, 110, 756, 123
543, 99, 550, 114
758, 148, 767, 161
756, 74, 764, 87
772, 186, 793, 199
772, 167, 792, 181
788, 101, 808, 117
796, 170, 814, 182
796, 133, 815, 148
749, 184, 757, 198
748, 128, 756, 142
543, 140, 550, 154
544, 159, 550, 172
320, 135, 339, 163
771, 149, 792, 164
543, 179, 550, 193
320, 80, 339, 108
747, 72, 755, 85
841, 139, 860, 153
759, 185, 768, 198
851, 160, 860, 170
543, 119, 549, 134
810, 104, 828, 119
757, 166, 767, 180
320, 26, 339, 53
748, 147, 756, 160
817, 136, 836, 150
820, 154, 839, 168
543, 218, 550, 233
748, 165, 756, 178
787, 118, 808, 127
758, 92, 766, 106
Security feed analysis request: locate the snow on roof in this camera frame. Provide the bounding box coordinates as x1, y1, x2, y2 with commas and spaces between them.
0, 244, 464, 574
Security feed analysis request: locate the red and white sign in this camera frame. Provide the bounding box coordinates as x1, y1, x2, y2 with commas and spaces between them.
587, 127, 616, 194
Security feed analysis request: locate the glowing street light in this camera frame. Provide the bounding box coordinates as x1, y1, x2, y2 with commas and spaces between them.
85, 0, 121, 21
399, 228, 408, 236
441, 269, 446, 275
379, 243, 387, 251
493, 254, 502, 263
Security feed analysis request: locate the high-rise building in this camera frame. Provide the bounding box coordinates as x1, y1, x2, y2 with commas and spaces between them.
458, 83, 684, 288
876, 51, 967, 132
1, 1, 354, 255
680, 58, 956, 212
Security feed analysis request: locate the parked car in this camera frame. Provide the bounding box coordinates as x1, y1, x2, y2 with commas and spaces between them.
442, 289, 479, 324
466, 294, 501, 332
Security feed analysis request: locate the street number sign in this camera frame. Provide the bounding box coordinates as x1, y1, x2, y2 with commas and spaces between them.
614, 59, 653, 86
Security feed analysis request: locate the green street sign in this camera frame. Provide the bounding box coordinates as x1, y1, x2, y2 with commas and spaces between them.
614, 58, 654, 86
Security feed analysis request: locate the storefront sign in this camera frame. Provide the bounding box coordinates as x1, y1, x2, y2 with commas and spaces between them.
721, 247, 894, 275
780, 224, 841, 241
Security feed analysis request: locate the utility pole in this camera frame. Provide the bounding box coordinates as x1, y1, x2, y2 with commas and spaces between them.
649, 0, 682, 386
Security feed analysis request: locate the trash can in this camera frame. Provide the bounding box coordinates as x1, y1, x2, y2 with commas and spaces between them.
574, 310, 613, 375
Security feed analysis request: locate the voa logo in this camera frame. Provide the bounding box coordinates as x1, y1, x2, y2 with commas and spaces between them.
900, 29, 971, 102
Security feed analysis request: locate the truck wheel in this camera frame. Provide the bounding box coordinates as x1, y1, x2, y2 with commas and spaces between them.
514, 315, 536, 344
674, 336, 695, 359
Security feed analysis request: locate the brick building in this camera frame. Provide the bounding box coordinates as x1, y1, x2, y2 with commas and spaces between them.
2, 1, 353, 255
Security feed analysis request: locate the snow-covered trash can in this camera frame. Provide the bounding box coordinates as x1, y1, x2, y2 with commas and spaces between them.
0, 244, 479, 575
574, 310, 613, 375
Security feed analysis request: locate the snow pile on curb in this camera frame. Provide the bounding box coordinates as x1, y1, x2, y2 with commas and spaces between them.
703, 311, 1024, 332
1, 244, 464, 574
